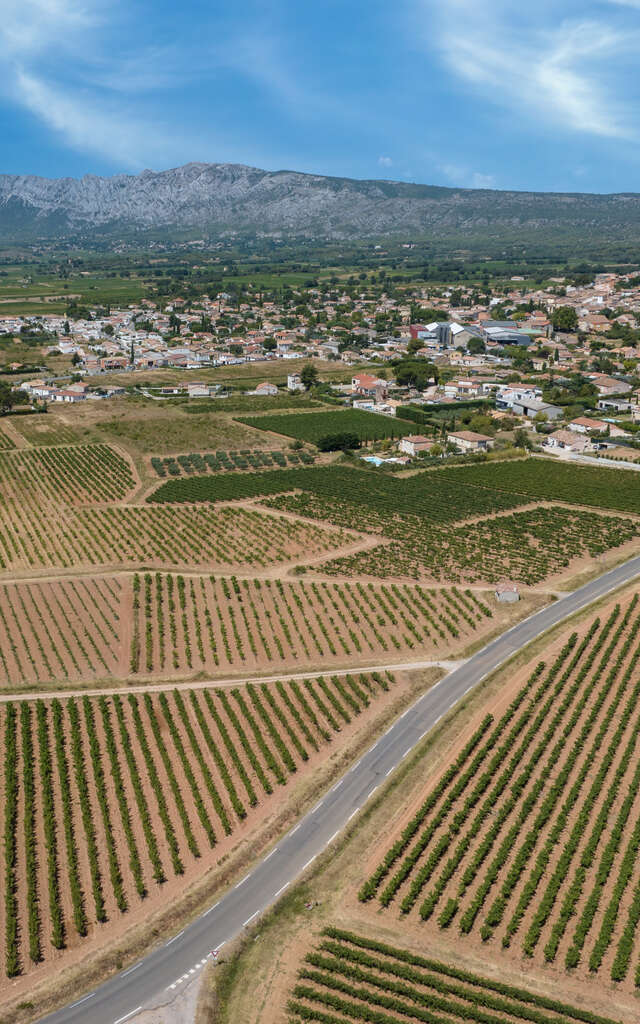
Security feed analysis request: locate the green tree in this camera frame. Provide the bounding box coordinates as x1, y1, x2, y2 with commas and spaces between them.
514, 427, 533, 450
394, 360, 438, 390
551, 306, 579, 332
317, 432, 361, 452
300, 363, 319, 390
0, 382, 17, 414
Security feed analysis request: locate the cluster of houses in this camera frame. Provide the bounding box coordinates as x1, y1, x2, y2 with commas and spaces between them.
1, 269, 639, 387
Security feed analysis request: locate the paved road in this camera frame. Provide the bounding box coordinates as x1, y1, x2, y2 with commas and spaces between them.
38, 553, 640, 1024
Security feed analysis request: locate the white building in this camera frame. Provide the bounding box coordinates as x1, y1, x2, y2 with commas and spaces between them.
287, 373, 305, 392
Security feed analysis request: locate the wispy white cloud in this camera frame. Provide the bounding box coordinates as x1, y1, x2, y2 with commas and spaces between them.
13, 69, 171, 168
419, 0, 640, 142
439, 163, 496, 189
378, 155, 393, 167
0, 0, 169, 166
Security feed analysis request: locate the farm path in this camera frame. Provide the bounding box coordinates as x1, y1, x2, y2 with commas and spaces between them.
0, 658, 463, 704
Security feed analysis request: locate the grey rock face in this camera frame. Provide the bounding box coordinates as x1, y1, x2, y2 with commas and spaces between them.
1, 161, 639, 241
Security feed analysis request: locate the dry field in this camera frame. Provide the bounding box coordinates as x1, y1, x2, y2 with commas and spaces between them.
0, 572, 514, 689
129, 574, 497, 679
286, 928, 619, 1024
9, 414, 90, 447
0, 671, 407, 983
0, 439, 358, 575
358, 589, 640, 996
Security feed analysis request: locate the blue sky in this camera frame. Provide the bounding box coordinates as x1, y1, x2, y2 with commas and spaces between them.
1, 0, 640, 193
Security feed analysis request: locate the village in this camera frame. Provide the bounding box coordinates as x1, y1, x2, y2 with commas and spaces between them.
2, 266, 640, 465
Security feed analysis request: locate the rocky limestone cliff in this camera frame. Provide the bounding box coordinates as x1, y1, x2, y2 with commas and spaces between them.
1, 161, 640, 242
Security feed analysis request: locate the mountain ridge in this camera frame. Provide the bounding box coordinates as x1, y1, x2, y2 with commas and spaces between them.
2, 161, 640, 243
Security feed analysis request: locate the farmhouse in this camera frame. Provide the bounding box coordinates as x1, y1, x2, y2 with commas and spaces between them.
352, 373, 388, 397
568, 417, 630, 438
398, 435, 434, 457
544, 429, 589, 453
447, 430, 494, 452
250, 382, 279, 396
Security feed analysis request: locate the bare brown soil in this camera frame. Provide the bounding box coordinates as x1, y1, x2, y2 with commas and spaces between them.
209, 586, 640, 1024
0, 667, 444, 1022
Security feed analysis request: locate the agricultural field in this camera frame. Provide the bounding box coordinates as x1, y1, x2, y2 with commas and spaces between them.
0, 421, 16, 449
0, 503, 354, 574
437, 459, 640, 516
129, 573, 496, 678
0, 572, 499, 688
287, 928, 620, 1024
236, 409, 415, 445
180, 394, 323, 414
0, 576, 126, 686
0, 443, 136, 506
10, 414, 90, 447
151, 448, 315, 478
358, 591, 640, 993
148, 460, 640, 587
321, 506, 640, 585
0, 437, 359, 575
0, 672, 400, 978
148, 463, 529, 521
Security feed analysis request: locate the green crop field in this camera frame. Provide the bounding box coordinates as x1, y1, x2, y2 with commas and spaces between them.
151, 448, 315, 478
236, 409, 415, 444
288, 928, 620, 1024
437, 458, 640, 515
148, 460, 640, 585
0, 677, 396, 975
320, 506, 640, 584
147, 463, 529, 521
359, 595, 640, 989
180, 394, 322, 414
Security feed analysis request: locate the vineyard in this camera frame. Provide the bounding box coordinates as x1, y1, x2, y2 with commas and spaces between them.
434, 459, 640, 516
0, 503, 353, 573
0, 674, 397, 976
287, 928, 621, 1024
0, 576, 125, 686
359, 592, 640, 991
0, 443, 135, 505
236, 409, 415, 444
147, 460, 640, 586
0, 571, 498, 688
0, 422, 16, 450
320, 507, 640, 585
151, 448, 315, 478
148, 463, 529, 521
128, 573, 495, 676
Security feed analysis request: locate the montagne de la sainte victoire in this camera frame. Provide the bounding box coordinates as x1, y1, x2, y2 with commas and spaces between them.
2, 161, 640, 244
